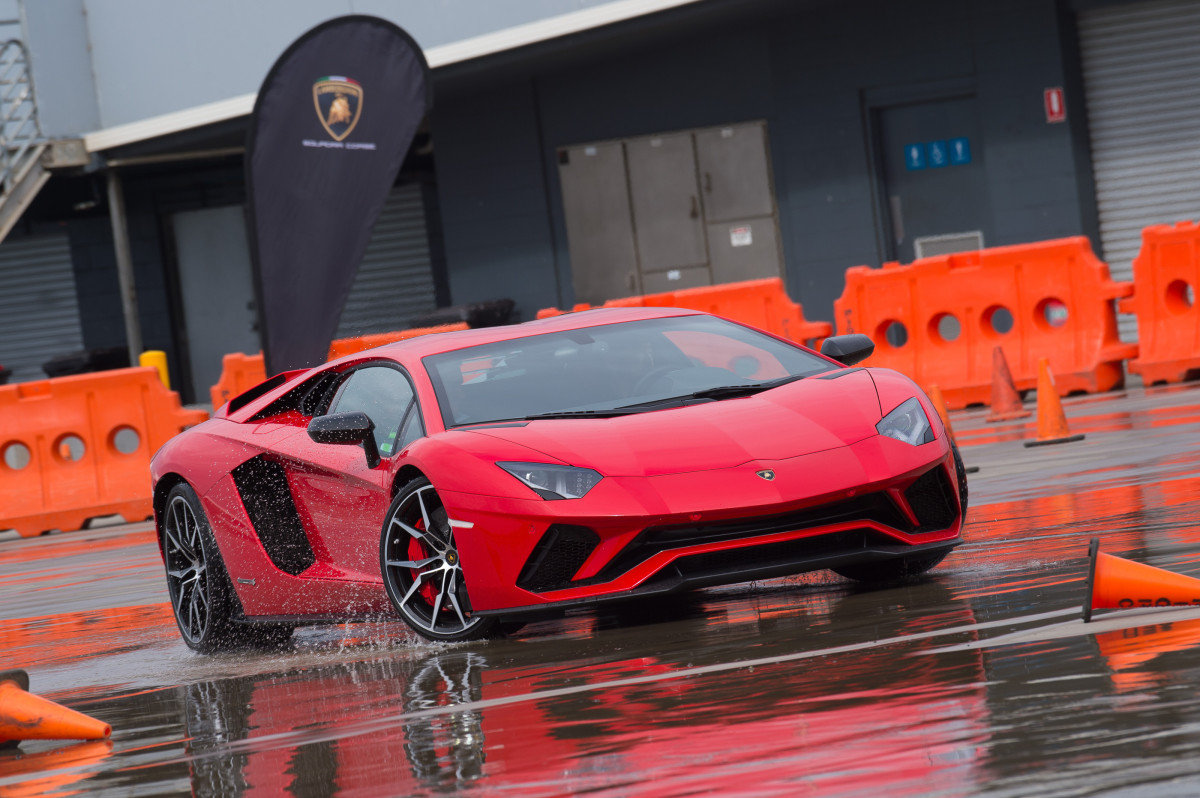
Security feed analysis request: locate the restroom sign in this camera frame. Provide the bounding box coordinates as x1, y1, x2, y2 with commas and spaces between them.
1044, 87, 1066, 123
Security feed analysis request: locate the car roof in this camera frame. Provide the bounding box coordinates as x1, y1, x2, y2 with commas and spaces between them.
360, 306, 706, 362
223, 307, 709, 422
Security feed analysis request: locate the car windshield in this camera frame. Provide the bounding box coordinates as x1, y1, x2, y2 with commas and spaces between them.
424, 315, 836, 428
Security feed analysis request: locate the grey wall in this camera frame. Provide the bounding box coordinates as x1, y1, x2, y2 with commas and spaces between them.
22, 0, 100, 137
65, 162, 247, 402
434, 82, 560, 319
432, 0, 1099, 324
25, 0, 640, 130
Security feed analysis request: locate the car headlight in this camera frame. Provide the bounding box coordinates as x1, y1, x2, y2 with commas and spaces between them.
876, 397, 934, 445
497, 462, 603, 500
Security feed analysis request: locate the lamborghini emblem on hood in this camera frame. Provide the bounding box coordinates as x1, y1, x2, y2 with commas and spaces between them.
756, 469, 776, 481
313, 76, 363, 141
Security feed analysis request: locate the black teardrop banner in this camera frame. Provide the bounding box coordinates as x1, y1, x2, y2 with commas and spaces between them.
246, 15, 430, 374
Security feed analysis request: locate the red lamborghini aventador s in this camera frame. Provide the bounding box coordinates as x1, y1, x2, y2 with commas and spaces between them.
151, 308, 967, 649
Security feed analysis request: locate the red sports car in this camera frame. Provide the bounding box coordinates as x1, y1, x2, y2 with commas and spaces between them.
151, 308, 967, 649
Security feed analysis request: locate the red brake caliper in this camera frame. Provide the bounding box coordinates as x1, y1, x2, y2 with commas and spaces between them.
408, 518, 440, 607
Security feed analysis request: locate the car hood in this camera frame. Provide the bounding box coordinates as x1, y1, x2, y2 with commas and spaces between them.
463, 369, 884, 477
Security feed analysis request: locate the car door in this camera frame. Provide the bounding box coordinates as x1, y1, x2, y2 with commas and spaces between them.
271, 363, 426, 581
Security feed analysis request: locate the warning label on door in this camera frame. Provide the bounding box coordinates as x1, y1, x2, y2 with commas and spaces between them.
730, 226, 753, 247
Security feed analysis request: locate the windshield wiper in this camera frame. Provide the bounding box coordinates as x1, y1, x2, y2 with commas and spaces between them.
522, 408, 645, 420
615, 374, 810, 410
526, 375, 814, 420
689, 373, 809, 400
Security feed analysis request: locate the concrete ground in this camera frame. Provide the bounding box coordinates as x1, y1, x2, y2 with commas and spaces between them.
4, 381, 1200, 796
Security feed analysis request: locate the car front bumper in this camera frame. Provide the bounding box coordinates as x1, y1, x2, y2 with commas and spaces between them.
443, 433, 963, 614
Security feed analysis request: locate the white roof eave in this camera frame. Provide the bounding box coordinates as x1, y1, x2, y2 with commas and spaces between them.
83, 0, 704, 153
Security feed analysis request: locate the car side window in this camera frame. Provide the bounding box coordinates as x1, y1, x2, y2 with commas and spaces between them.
327, 366, 420, 457
398, 403, 425, 450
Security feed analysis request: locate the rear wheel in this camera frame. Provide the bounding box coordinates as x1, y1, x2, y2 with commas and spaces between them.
380, 479, 499, 642
163, 484, 235, 651
162, 483, 292, 651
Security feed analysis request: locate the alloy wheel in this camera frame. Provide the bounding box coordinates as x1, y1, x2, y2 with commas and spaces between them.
164, 494, 211, 644
382, 483, 486, 639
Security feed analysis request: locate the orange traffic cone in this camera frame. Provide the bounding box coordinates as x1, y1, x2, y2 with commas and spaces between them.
0, 670, 110, 746
928, 384, 979, 474
1024, 358, 1085, 447
986, 347, 1031, 422
1083, 538, 1200, 622
927, 384, 957, 442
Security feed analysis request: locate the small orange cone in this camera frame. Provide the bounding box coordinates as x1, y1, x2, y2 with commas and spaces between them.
1025, 358, 1085, 447
1083, 538, 1200, 622
986, 347, 1031, 422
0, 669, 110, 746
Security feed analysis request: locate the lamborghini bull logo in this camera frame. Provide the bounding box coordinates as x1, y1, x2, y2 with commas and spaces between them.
312, 76, 363, 141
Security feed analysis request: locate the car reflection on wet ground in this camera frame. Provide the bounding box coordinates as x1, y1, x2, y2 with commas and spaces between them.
6, 384, 1200, 795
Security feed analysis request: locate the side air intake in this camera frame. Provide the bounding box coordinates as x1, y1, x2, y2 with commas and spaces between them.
231, 456, 315, 575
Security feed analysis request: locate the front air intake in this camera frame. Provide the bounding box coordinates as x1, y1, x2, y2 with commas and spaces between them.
517, 525, 599, 592
904, 465, 958, 532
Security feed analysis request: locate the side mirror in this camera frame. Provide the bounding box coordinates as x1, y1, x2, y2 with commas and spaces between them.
307, 411, 381, 468
820, 334, 875, 367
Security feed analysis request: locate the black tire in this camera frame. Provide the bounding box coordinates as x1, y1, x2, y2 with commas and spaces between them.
834, 445, 966, 585
161, 483, 238, 651
951, 440, 969, 517
380, 478, 499, 642
161, 483, 293, 651
831, 549, 950, 584
241, 623, 295, 649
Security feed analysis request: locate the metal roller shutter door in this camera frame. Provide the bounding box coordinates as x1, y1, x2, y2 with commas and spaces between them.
0, 233, 84, 383
335, 182, 438, 339
1079, 0, 1200, 342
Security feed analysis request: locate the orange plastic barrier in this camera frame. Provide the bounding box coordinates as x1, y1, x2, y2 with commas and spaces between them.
0, 367, 208, 538
537, 278, 833, 345
834, 237, 1136, 409
326, 323, 468, 359
1119, 221, 1200, 385
210, 323, 469, 408
209, 351, 267, 409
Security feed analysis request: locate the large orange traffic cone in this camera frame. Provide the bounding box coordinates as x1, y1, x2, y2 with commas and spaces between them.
1025, 358, 1085, 447
1083, 538, 1200, 622
928, 384, 979, 474
986, 347, 1031, 422
927, 384, 957, 442
0, 670, 110, 746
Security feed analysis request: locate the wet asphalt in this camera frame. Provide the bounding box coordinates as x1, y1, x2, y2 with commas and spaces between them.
5, 383, 1200, 796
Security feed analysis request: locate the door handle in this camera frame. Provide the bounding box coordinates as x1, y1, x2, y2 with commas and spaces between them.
689, 195, 699, 219
704, 172, 712, 193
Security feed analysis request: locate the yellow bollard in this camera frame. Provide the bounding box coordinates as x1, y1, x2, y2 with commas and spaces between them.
138, 350, 170, 389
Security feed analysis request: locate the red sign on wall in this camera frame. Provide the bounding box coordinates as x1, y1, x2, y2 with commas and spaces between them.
1044, 87, 1066, 123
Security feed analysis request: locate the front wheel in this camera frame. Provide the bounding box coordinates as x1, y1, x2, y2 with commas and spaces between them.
831, 549, 950, 584
951, 440, 969, 517
380, 479, 499, 642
